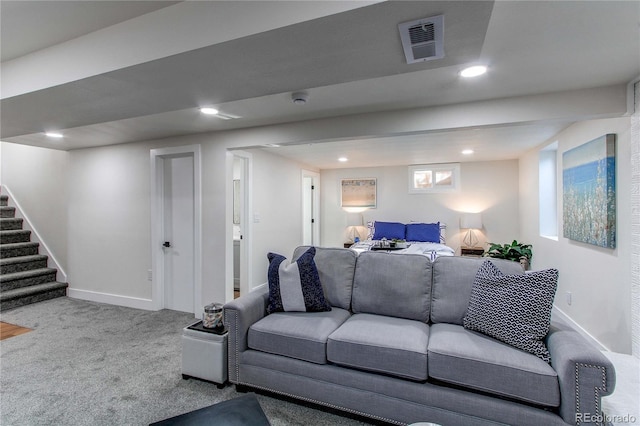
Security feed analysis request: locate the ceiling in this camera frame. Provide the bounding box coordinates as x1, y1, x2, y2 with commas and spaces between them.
1, 1, 639, 169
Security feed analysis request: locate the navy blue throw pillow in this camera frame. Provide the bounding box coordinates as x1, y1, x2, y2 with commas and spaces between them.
266, 247, 331, 314
463, 260, 558, 363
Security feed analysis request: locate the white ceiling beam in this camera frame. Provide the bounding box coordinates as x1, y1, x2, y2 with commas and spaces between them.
1, 1, 382, 99
204, 84, 629, 148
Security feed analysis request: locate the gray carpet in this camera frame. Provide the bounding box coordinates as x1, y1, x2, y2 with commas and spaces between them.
0, 297, 371, 426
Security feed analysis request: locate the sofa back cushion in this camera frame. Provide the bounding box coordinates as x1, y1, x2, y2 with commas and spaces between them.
430, 256, 524, 325
352, 251, 432, 322
292, 246, 357, 310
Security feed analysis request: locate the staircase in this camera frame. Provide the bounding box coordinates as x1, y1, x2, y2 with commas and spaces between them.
0, 193, 68, 311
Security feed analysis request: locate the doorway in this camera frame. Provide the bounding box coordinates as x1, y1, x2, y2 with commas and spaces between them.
302, 170, 320, 246
231, 152, 252, 299
150, 145, 202, 314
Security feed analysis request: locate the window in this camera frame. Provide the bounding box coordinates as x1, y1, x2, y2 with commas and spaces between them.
539, 142, 558, 238
408, 163, 460, 193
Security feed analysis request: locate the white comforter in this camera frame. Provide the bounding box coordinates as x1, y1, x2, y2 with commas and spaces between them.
349, 241, 455, 261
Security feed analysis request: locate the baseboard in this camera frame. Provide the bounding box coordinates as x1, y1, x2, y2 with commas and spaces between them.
552, 305, 610, 352
68, 288, 155, 311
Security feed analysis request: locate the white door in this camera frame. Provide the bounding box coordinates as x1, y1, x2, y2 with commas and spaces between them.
163, 155, 195, 313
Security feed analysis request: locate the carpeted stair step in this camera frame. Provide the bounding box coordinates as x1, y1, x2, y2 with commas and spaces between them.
0, 281, 68, 311
0, 195, 7, 207
0, 229, 31, 244
0, 254, 48, 274
0, 218, 23, 231
0, 206, 16, 218
1, 268, 57, 292
1, 242, 40, 259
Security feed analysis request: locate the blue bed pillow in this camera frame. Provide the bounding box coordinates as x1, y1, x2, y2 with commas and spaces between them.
406, 222, 440, 242
372, 221, 406, 240
266, 247, 331, 314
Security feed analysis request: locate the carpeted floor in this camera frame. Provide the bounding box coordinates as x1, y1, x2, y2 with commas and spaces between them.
0, 297, 371, 426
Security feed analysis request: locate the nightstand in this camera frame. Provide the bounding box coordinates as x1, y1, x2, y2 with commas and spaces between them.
460, 247, 484, 257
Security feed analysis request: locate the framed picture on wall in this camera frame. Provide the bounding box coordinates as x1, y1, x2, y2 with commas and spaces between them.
562, 133, 616, 249
341, 178, 377, 208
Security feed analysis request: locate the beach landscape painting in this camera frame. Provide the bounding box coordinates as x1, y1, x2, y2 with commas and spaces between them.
562, 134, 616, 248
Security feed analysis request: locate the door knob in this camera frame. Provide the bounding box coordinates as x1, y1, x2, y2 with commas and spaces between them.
163, 241, 171, 248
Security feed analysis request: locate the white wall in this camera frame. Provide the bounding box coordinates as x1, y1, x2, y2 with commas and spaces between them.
56, 131, 314, 309
0, 142, 69, 272
320, 160, 520, 252
67, 141, 157, 301
520, 117, 632, 353
245, 148, 315, 289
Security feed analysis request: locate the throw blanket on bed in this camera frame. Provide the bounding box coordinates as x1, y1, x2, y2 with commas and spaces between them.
349, 240, 455, 261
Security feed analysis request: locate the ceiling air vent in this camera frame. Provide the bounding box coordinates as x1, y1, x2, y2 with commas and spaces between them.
398, 15, 444, 64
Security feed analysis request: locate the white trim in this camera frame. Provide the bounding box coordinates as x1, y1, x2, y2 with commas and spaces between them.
626, 75, 640, 116
552, 305, 610, 352
2, 185, 67, 283
68, 288, 154, 311
229, 151, 253, 297
150, 145, 202, 313
301, 169, 321, 246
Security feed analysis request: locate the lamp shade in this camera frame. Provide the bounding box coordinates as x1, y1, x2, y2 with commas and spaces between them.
460, 213, 482, 229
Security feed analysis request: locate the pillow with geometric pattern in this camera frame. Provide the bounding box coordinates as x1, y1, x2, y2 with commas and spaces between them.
266, 247, 331, 314
463, 260, 559, 363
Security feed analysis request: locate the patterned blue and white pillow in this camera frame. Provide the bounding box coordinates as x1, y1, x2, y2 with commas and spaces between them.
266, 247, 331, 314
463, 260, 559, 363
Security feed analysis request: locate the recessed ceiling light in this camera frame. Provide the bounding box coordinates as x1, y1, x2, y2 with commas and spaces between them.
45, 132, 63, 138
462, 149, 474, 155
200, 107, 219, 115
460, 65, 487, 78
338, 157, 348, 162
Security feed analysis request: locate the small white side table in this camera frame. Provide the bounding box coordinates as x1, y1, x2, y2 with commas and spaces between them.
181, 321, 228, 388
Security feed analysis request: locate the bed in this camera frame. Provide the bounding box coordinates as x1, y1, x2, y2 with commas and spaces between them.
349, 221, 455, 261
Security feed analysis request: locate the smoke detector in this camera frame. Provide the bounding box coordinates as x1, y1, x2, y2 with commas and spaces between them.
291, 91, 309, 105
398, 15, 444, 64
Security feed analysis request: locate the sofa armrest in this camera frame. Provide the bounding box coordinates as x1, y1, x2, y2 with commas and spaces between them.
223, 286, 269, 383
546, 326, 616, 425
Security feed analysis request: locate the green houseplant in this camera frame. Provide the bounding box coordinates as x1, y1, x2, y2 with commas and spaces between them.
484, 240, 533, 270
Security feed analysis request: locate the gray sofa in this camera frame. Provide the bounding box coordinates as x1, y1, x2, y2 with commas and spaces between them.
224, 247, 615, 425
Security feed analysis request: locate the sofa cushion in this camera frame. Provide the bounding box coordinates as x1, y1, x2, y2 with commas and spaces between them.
293, 246, 356, 310
430, 257, 524, 325
352, 251, 432, 322
327, 313, 429, 381
266, 247, 331, 314
428, 323, 560, 407
248, 308, 351, 364
463, 260, 559, 362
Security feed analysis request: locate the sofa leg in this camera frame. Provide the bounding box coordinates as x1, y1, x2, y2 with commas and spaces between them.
235, 384, 249, 393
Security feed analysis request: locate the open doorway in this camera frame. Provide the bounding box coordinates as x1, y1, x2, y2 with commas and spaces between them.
231, 152, 252, 299
302, 170, 320, 246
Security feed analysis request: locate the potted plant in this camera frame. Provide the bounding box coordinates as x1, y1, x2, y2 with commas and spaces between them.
484, 240, 533, 270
